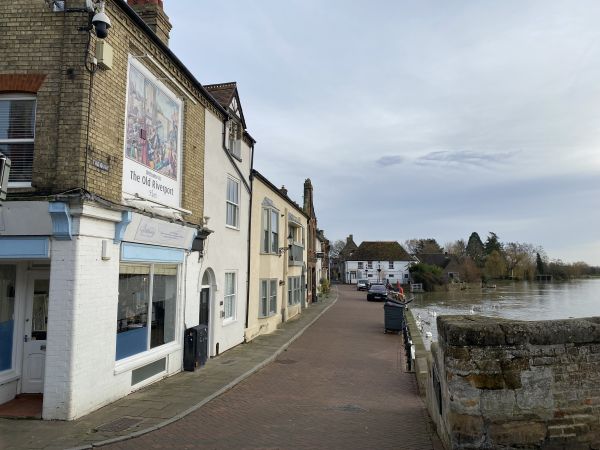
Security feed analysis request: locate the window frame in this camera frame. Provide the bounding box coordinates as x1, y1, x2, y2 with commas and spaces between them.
357, 262, 364, 269
115, 262, 180, 365
259, 278, 278, 318
261, 205, 280, 254
367, 261, 373, 269
0, 93, 36, 187
287, 276, 302, 306
223, 271, 237, 322
226, 176, 240, 229
389, 261, 394, 269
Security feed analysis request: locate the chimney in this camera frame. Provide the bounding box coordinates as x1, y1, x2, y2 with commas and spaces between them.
280, 185, 288, 196
303, 178, 313, 215
347, 234, 353, 243
127, 0, 172, 46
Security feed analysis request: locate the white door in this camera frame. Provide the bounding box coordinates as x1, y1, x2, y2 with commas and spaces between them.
21, 275, 50, 393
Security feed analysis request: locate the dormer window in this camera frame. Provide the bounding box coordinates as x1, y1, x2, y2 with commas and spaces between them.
226, 119, 242, 160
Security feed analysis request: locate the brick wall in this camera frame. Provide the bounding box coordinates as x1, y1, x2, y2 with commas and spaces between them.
0, 0, 215, 226
427, 315, 600, 449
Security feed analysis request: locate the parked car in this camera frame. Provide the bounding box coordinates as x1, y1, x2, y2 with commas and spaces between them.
356, 279, 369, 291
367, 284, 389, 301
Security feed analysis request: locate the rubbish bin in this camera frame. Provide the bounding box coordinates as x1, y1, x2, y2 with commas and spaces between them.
384, 299, 405, 333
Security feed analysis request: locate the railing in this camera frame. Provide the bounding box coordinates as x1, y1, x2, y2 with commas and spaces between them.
410, 283, 424, 292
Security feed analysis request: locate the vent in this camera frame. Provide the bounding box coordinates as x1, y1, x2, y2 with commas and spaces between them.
131, 357, 166, 385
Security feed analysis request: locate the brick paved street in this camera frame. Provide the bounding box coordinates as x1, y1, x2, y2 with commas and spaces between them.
108, 285, 441, 450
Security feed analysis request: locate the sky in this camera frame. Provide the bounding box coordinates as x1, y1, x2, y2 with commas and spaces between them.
165, 0, 600, 265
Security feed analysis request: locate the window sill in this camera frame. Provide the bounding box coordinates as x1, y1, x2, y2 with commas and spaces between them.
225, 225, 240, 231
259, 252, 279, 256
0, 370, 20, 386
114, 341, 180, 375
222, 318, 237, 326
258, 312, 277, 319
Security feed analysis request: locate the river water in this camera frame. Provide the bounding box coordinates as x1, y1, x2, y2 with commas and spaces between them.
409, 278, 600, 345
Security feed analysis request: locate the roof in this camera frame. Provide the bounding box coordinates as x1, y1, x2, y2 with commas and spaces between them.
204, 82, 247, 130
251, 170, 310, 220
417, 253, 462, 269
348, 241, 414, 261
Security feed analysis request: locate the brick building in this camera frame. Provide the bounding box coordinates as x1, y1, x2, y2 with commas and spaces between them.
0, 0, 243, 420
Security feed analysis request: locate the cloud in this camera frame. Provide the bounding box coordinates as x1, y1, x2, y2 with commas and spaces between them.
376, 155, 405, 166
416, 150, 517, 168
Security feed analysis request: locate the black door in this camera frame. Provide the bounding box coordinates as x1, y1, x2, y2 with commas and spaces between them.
199, 288, 209, 326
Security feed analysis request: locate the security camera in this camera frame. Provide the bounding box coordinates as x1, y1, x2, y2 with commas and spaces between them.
92, 1, 111, 39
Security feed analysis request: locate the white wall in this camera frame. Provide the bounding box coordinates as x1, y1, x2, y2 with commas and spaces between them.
202, 111, 251, 355
345, 260, 412, 284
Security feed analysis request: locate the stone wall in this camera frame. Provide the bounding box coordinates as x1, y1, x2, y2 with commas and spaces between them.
427, 315, 600, 449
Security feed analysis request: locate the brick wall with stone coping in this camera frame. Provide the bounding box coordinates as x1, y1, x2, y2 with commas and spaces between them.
425, 315, 600, 449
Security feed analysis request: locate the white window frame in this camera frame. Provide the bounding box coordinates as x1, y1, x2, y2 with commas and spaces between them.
261, 205, 279, 254
389, 261, 394, 269
227, 120, 242, 160
357, 262, 364, 269
226, 176, 240, 229
0, 94, 36, 187
367, 261, 373, 269
224, 271, 237, 322
287, 276, 302, 306
114, 262, 182, 373
259, 278, 278, 318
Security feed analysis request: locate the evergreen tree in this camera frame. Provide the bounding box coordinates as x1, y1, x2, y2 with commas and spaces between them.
485, 232, 502, 255
536, 252, 545, 275
466, 232, 485, 267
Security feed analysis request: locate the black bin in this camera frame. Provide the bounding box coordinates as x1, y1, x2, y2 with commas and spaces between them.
384, 300, 405, 332
183, 325, 208, 371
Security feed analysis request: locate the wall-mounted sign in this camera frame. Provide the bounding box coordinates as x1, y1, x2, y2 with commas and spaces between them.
122, 56, 182, 209
93, 159, 109, 172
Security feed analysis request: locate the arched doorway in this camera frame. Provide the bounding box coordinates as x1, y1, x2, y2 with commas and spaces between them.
200, 268, 215, 358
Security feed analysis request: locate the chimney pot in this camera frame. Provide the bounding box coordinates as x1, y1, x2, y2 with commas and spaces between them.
127, 0, 171, 46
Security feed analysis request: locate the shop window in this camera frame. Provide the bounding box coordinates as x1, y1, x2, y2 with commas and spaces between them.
0, 94, 36, 185
0, 265, 16, 372
116, 263, 178, 361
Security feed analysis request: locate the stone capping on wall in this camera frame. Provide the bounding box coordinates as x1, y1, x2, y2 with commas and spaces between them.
437, 315, 600, 347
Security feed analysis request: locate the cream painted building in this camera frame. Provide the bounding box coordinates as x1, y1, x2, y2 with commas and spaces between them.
246, 171, 308, 341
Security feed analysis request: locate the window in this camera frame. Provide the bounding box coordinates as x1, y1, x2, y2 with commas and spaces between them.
261, 206, 279, 253
0, 95, 36, 185
259, 279, 278, 317
389, 274, 395, 278
227, 120, 242, 160
367, 261, 373, 269
357, 262, 364, 269
0, 265, 16, 372
389, 261, 394, 269
224, 272, 236, 321
226, 177, 239, 228
116, 264, 178, 361
287, 276, 302, 305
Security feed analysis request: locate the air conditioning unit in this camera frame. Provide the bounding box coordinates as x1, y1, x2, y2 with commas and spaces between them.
0, 154, 11, 201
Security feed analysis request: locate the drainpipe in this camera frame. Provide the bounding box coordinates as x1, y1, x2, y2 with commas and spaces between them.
244, 142, 255, 332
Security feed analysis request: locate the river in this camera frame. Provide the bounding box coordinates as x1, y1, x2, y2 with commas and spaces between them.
409, 278, 600, 346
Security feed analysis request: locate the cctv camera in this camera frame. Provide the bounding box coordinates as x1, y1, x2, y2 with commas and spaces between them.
92, 2, 111, 39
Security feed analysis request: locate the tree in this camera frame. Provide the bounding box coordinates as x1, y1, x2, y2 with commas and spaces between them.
404, 238, 443, 254
458, 257, 481, 282
536, 252, 545, 275
445, 239, 467, 257
484, 250, 507, 279
329, 239, 345, 259
484, 232, 502, 255
466, 232, 485, 267
504, 242, 536, 280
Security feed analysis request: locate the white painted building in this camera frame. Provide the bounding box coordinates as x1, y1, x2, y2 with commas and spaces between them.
200, 83, 254, 356
343, 241, 415, 285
